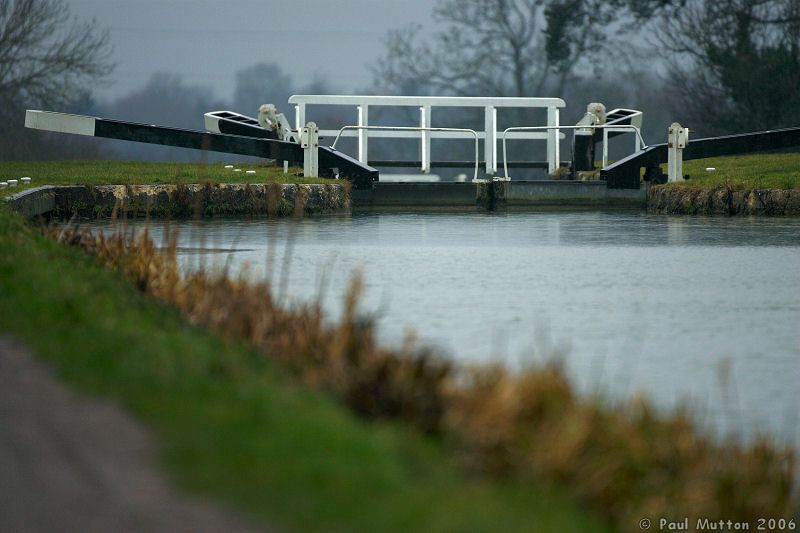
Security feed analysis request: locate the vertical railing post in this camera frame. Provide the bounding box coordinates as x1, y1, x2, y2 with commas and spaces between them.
602, 127, 609, 167
547, 106, 560, 174
357, 105, 369, 164
484, 106, 497, 175
420, 105, 431, 173
295, 104, 305, 132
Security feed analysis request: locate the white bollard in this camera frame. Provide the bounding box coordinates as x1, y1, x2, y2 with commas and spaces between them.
0, 182, 7, 189
667, 122, 689, 182
224, 164, 234, 169
21, 177, 31, 184
283, 160, 289, 174
8, 179, 18, 187
245, 170, 256, 174
300, 122, 320, 178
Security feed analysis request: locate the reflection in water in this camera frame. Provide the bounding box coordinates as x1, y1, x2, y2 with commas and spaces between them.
667, 217, 689, 246
89, 212, 800, 445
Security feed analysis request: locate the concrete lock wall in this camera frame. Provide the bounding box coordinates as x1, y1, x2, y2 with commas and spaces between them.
351, 181, 647, 210
498, 181, 647, 208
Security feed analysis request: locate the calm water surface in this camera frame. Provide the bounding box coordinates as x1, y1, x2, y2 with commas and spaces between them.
93, 212, 800, 445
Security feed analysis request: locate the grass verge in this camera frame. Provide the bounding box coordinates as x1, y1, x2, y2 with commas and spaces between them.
0, 160, 335, 192
0, 204, 611, 532
663, 152, 800, 189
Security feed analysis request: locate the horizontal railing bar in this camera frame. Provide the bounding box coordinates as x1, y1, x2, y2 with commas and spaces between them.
319, 130, 562, 140
502, 124, 647, 149
289, 95, 565, 108
368, 160, 563, 169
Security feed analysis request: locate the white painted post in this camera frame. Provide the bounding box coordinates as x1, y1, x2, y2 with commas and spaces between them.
667, 122, 689, 182
301, 121, 319, 178
420, 105, 431, 173
547, 106, 560, 174
484, 106, 496, 175
357, 105, 369, 164
602, 127, 609, 168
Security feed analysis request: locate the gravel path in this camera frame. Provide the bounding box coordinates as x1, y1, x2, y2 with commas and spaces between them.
0, 337, 270, 533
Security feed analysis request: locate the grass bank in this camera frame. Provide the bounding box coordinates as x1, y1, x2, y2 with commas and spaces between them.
663, 152, 800, 189
0, 204, 610, 532
0, 160, 335, 192
650, 153, 800, 214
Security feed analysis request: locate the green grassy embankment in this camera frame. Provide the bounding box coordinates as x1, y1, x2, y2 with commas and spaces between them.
0, 204, 610, 532
663, 152, 800, 189
0, 160, 335, 194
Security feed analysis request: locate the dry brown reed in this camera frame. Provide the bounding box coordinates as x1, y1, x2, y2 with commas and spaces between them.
54, 222, 797, 532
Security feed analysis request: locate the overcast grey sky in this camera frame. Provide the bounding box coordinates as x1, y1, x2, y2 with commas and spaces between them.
65, 0, 435, 101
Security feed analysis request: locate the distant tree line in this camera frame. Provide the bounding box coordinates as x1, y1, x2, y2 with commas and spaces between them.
659, 0, 800, 134
373, 0, 800, 138
1, 0, 797, 161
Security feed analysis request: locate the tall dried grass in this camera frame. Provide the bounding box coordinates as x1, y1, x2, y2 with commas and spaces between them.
54, 221, 796, 532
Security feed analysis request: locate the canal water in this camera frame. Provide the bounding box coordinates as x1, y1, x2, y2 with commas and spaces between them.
92, 212, 800, 445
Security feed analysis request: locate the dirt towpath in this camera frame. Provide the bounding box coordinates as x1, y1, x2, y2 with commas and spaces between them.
0, 337, 271, 533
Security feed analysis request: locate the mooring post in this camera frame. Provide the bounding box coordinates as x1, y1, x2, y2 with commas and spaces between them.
667, 122, 689, 182
301, 122, 319, 178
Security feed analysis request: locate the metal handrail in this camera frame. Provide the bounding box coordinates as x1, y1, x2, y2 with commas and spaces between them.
289, 94, 565, 108
500, 125, 648, 180
331, 125, 481, 182
290, 95, 565, 174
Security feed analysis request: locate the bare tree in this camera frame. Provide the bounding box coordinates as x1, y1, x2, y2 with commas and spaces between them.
0, 0, 112, 158
371, 0, 674, 98
659, 0, 800, 135
0, 0, 112, 109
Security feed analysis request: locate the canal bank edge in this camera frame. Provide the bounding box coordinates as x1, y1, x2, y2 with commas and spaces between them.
5, 183, 351, 218
648, 185, 800, 215
7, 181, 800, 217
7, 181, 649, 217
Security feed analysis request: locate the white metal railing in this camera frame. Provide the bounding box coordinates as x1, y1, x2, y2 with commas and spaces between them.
331, 125, 481, 181
288, 95, 566, 175
500, 125, 647, 180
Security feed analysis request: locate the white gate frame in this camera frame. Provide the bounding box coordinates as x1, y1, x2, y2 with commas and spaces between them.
288, 95, 566, 175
